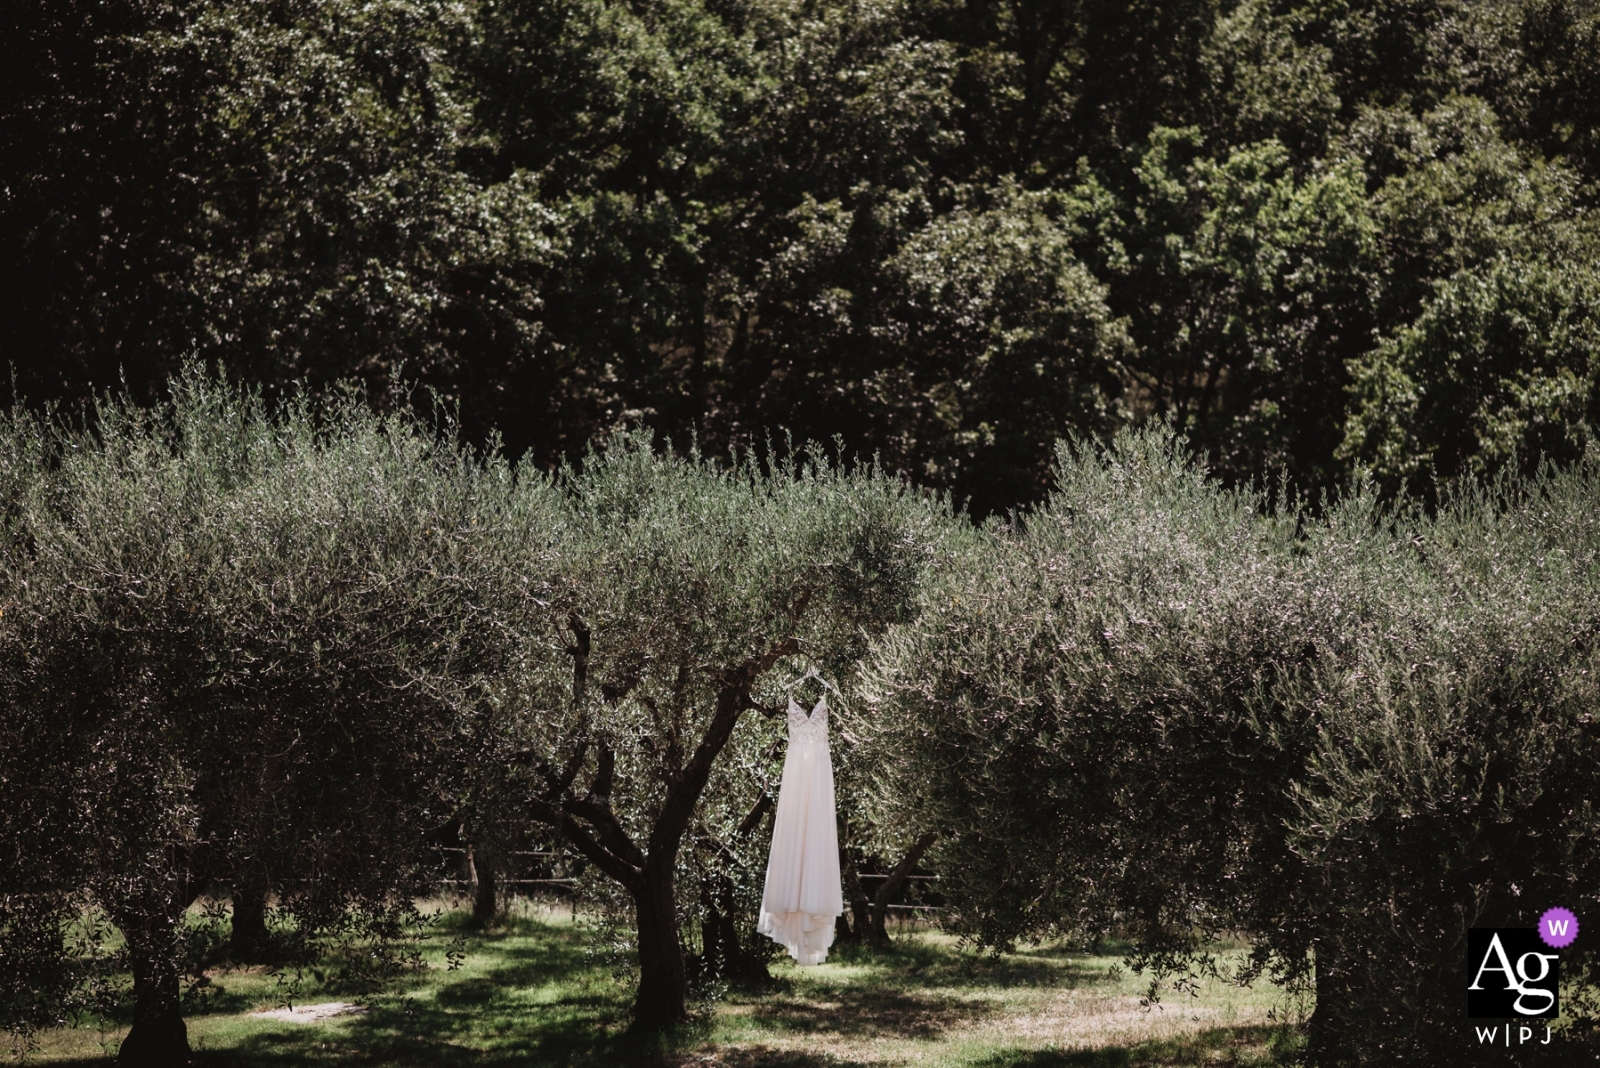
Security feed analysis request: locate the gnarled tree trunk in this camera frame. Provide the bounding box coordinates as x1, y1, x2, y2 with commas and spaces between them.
632, 859, 688, 1023
474, 865, 498, 924
230, 884, 268, 961
837, 820, 873, 945
1307, 933, 1357, 1064
693, 785, 774, 984
113, 905, 191, 1067
467, 844, 498, 924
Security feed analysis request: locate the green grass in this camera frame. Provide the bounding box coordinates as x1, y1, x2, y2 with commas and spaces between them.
22, 901, 1306, 1067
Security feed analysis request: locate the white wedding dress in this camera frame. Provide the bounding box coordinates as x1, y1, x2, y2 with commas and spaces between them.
756, 692, 844, 965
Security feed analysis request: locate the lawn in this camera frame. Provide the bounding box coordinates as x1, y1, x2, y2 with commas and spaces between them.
23, 901, 1306, 1067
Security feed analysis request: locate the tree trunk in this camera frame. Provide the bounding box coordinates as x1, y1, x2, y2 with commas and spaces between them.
696, 876, 726, 978
230, 885, 268, 962
870, 832, 938, 945
468, 845, 498, 925
474, 865, 498, 924
696, 872, 771, 985
116, 910, 191, 1067
697, 895, 755, 984
838, 838, 873, 945
851, 883, 874, 943
1307, 935, 1354, 1064
523, 629, 801, 1029
632, 862, 687, 1025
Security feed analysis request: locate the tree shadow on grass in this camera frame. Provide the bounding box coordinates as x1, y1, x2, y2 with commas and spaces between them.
716, 939, 1118, 1044
207, 978, 636, 1066
35, 923, 1262, 1068
39, 1008, 1294, 1068
969, 1024, 1301, 1067
189, 1014, 688, 1068
201, 1016, 886, 1068
679, 1047, 880, 1068
820, 938, 1119, 993
33, 918, 641, 1068
193, 931, 679, 1068
727, 987, 992, 1041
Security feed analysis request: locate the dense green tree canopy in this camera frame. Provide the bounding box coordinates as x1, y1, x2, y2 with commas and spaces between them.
6, 0, 1600, 511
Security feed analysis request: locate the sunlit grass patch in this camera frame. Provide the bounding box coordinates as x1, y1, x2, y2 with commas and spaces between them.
21, 902, 1302, 1067
700, 928, 1303, 1067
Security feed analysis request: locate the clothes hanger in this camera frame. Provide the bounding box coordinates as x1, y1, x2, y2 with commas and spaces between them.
782, 662, 843, 702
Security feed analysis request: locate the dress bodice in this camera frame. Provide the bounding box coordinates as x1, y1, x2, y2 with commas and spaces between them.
787, 695, 829, 745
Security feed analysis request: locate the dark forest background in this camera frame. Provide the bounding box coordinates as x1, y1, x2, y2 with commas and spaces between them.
4, 0, 1599, 514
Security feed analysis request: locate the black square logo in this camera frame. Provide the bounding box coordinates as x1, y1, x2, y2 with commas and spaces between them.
1468, 928, 1559, 1019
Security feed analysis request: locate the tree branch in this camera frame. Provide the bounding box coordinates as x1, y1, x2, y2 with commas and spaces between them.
787, 586, 813, 624
526, 796, 642, 890
564, 793, 647, 870
600, 674, 639, 705
733, 787, 773, 842
519, 741, 646, 877
588, 743, 616, 801
649, 635, 801, 863
566, 612, 590, 705
508, 743, 590, 804
545, 743, 588, 803
560, 744, 646, 869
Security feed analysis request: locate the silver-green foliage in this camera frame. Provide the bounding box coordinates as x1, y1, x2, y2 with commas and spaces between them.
0, 369, 547, 1050
496, 434, 953, 1017
866, 426, 1600, 1062
0, 366, 954, 1036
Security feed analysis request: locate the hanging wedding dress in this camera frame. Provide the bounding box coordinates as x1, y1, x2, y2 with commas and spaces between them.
756, 678, 844, 965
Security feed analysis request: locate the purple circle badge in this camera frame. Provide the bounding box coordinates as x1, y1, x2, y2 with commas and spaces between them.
1539, 907, 1579, 949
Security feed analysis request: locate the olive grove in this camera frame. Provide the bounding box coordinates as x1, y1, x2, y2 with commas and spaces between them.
0, 373, 958, 1054
0, 375, 549, 1064
864, 429, 1600, 1063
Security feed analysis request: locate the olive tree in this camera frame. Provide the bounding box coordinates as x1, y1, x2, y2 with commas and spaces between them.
1276, 461, 1600, 1060
0, 373, 544, 1064
865, 428, 1600, 1063
499, 438, 947, 1024
865, 429, 1316, 953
